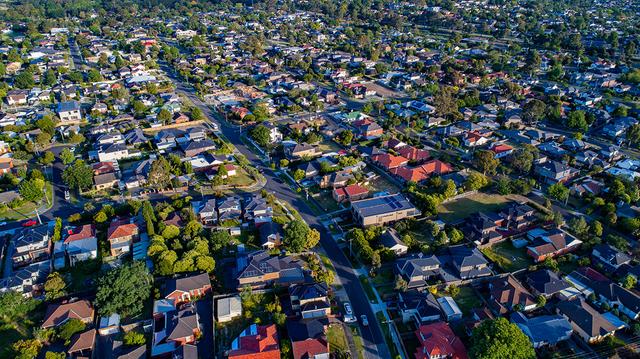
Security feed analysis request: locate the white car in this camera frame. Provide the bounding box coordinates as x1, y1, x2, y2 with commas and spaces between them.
360, 315, 369, 326
343, 303, 356, 323
64, 190, 70, 201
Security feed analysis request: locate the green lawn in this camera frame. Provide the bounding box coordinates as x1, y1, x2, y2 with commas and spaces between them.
0, 183, 54, 221
449, 286, 483, 315
359, 275, 379, 304
481, 241, 532, 272
327, 324, 349, 353
351, 327, 365, 359
368, 174, 400, 194
437, 193, 511, 223
226, 168, 256, 187
375, 311, 400, 357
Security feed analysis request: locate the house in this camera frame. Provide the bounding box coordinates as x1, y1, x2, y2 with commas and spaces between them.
319, 170, 354, 189
556, 299, 618, 344
510, 312, 573, 348
13, 225, 51, 269
352, 118, 383, 139
395, 255, 442, 289
398, 146, 430, 162
380, 228, 409, 256
287, 318, 330, 359
351, 194, 420, 227
285, 142, 319, 160
94, 172, 118, 190
217, 196, 243, 223
263, 122, 283, 143
196, 198, 218, 225
591, 244, 632, 271
216, 296, 242, 323
6, 89, 28, 106
68, 329, 96, 358
289, 282, 331, 319
526, 228, 582, 262
390, 160, 453, 183
98, 144, 130, 162
0, 261, 50, 298
397, 290, 442, 324
42, 300, 95, 329
488, 275, 537, 314
258, 222, 283, 249
490, 143, 514, 159
151, 301, 201, 357
371, 153, 409, 170
0, 157, 14, 175
463, 212, 502, 245
57, 101, 82, 124
414, 322, 469, 359
525, 269, 572, 298
164, 273, 212, 305
63, 224, 98, 267
236, 250, 305, 289
106, 219, 139, 257
332, 184, 369, 203
180, 139, 217, 157
534, 161, 579, 184
244, 195, 273, 223
227, 324, 280, 359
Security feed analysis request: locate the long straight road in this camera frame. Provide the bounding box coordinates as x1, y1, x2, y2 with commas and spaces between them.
161, 64, 391, 359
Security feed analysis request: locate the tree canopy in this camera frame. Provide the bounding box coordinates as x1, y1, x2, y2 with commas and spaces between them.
95, 261, 152, 318
470, 318, 535, 359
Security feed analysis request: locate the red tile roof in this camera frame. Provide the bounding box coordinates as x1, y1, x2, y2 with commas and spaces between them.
64, 224, 96, 244
491, 143, 513, 154
398, 146, 430, 161
107, 220, 138, 241
292, 338, 329, 359
415, 322, 468, 359
372, 153, 409, 169
228, 324, 280, 359
391, 160, 453, 182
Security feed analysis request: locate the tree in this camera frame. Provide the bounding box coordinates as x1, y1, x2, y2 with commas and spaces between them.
45, 352, 66, 359
142, 201, 156, 235
191, 107, 204, 121
0, 291, 39, 323
626, 124, 640, 147
157, 109, 172, 124
44, 272, 66, 301
60, 148, 75, 165
58, 318, 86, 344
148, 157, 172, 189
336, 130, 354, 146
42, 69, 57, 87
510, 148, 535, 173
567, 110, 588, 132
95, 262, 152, 318
195, 256, 215, 273
464, 172, 489, 191
210, 230, 232, 253
12, 339, 42, 359
470, 318, 536, 359
591, 220, 603, 237
14, 71, 35, 89
284, 220, 320, 253
522, 99, 546, 124
86, 69, 102, 82
473, 150, 499, 175
433, 85, 458, 118
250, 125, 271, 148
623, 274, 637, 289
394, 275, 408, 292
19, 179, 44, 202
547, 182, 569, 202
123, 331, 146, 346
293, 169, 305, 182
536, 295, 547, 307
62, 160, 93, 191
40, 151, 55, 165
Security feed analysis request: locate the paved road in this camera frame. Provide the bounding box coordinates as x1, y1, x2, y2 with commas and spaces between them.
161, 64, 390, 359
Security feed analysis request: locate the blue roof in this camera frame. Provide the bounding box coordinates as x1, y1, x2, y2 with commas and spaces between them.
57, 101, 80, 112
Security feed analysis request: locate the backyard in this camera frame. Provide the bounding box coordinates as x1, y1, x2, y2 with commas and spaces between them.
0, 182, 54, 221
437, 192, 512, 223
443, 286, 483, 315
480, 240, 532, 272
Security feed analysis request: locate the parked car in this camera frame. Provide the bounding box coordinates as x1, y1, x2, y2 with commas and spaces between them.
360, 315, 368, 326
343, 303, 356, 323
64, 190, 70, 201
22, 219, 38, 227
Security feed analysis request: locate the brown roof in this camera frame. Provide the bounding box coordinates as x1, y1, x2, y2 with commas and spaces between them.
68, 329, 96, 353
42, 300, 94, 328
107, 220, 139, 241
64, 224, 96, 244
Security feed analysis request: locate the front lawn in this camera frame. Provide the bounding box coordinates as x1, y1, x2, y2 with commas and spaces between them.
0, 182, 54, 221
327, 324, 348, 353
480, 240, 532, 272
437, 193, 511, 223
359, 275, 379, 304
375, 311, 400, 357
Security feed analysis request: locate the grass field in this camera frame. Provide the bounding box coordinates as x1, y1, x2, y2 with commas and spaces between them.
481, 240, 532, 272
359, 275, 379, 304
226, 168, 256, 187
437, 192, 511, 223
327, 324, 349, 353
449, 286, 483, 315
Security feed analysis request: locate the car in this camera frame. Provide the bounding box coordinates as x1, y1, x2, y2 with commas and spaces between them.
64, 190, 70, 201
360, 315, 369, 326
344, 303, 353, 316
343, 303, 356, 323
22, 219, 38, 227
0, 222, 6, 226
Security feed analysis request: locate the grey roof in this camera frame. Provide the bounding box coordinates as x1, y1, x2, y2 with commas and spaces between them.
592, 244, 631, 267
164, 273, 211, 295
57, 100, 80, 112
166, 303, 199, 341
289, 282, 329, 301
286, 318, 328, 342
556, 299, 617, 337
216, 296, 242, 318
351, 194, 417, 217
173, 344, 198, 359
511, 312, 573, 346
525, 269, 571, 296
380, 228, 407, 249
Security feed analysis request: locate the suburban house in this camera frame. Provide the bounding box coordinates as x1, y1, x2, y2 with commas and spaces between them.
227, 324, 280, 359
285, 142, 319, 160
57, 100, 82, 124
196, 198, 218, 225
0, 261, 50, 298
289, 282, 331, 319
151, 300, 201, 357
395, 254, 442, 289
556, 299, 619, 343
216, 296, 242, 323
13, 225, 51, 269
67, 329, 97, 358
332, 184, 369, 203
371, 153, 409, 170
526, 228, 582, 262
258, 222, 283, 249
163, 273, 212, 305
534, 161, 579, 183
106, 219, 139, 257
510, 312, 573, 348
525, 269, 572, 298
397, 290, 442, 324
42, 300, 95, 329
414, 322, 469, 359
62, 224, 98, 267
380, 228, 409, 256
351, 194, 420, 227
97, 143, 130, 162
236, 250, 305, 289
287, 318, 330, 359
488, 275, 537, 314
591, 244, 632, 271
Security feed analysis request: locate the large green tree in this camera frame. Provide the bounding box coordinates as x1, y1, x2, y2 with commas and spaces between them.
250, 124, 271, 148
283, 220, 320, 253
470, 318, 535, 359
62, 160, 93, 191
473, 150, 499, 175
147, 157, 172, 189
95, 262, 152, 318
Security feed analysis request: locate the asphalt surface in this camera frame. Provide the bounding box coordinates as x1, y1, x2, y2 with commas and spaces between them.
161, 64, 390, 359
